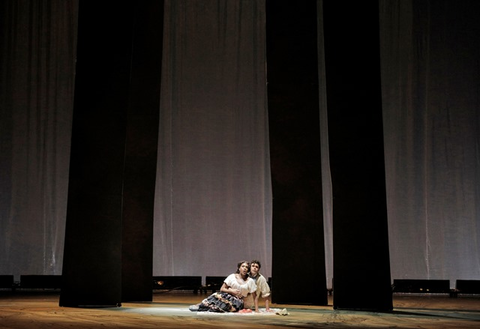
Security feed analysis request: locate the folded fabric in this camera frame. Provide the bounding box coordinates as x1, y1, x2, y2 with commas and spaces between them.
275, 308, 289, 316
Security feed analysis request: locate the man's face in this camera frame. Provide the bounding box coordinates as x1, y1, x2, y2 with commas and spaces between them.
250, 263, 260, 275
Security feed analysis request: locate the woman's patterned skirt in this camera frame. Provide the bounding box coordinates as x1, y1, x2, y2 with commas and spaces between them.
197, 292, 244, 312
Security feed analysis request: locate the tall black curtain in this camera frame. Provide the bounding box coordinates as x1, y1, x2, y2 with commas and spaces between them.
267, 0, 327, 305
322, 0, 392, 311
60, 1, 164, 306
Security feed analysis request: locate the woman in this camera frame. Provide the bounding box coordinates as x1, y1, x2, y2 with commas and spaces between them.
189, 261, 258, 312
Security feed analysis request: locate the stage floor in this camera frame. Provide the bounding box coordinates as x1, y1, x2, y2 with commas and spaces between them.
1, 291, 479, 328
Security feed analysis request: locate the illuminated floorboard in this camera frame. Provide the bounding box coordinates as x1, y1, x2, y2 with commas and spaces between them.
0, 291, 479, 328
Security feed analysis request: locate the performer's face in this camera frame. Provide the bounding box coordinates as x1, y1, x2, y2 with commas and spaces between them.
239, 262, 249, 276
250, 263, 260, 275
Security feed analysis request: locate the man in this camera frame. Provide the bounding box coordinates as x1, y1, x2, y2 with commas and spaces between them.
249, 260, 271, 311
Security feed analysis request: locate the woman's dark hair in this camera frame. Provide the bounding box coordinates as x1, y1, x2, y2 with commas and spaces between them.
236, 261, 250, 273
251, 260, 262, 269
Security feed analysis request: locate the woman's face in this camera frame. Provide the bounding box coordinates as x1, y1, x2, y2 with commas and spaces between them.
238, 262, 249, 276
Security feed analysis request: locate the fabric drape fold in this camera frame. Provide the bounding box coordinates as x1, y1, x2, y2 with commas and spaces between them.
153, 0, 272, 277
0, 0, 78, 277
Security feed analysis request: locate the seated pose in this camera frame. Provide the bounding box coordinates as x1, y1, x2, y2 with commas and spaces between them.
249, 260, 272, 311
189, 261, 258, 312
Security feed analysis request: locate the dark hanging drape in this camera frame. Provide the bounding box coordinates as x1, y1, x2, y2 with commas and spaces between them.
60, 1, 164, 306
266, 0, 327, 305
322, 0, 392, 311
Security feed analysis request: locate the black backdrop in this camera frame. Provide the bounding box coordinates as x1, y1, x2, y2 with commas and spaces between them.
60, 0, 164, 306
267, 0, 328, 306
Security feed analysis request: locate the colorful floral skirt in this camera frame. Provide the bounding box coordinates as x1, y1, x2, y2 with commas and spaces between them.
197, 292, 244, 312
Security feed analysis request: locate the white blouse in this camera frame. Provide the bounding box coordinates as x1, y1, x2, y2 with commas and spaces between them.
224, 273, 257, 298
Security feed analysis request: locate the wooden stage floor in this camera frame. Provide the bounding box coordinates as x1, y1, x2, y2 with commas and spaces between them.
1, 290, 480, 328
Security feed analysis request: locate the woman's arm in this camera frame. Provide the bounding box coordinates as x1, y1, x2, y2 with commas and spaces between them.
220, 282, 240, 296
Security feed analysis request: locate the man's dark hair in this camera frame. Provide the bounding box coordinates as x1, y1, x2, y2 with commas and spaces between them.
250, 260, 261, 268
